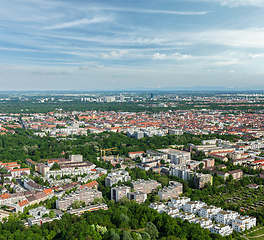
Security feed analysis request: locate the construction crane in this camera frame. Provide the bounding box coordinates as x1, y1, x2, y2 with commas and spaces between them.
100, 147, 118, 162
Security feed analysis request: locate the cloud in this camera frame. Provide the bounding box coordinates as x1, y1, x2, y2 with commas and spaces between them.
197, 0, 264, 7
0, 47, 43, 52
249, 53, 264, 58
79, 65, 104, 70
91, 6, 210, 15
153, 53, 166, 60
101, 51, 127, 58
172, 53, 191, 60
229, 70, 235, 73
32, 71, 69, 75
44, 16, 110, 30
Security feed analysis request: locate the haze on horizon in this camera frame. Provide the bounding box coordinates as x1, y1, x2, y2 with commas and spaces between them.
1, 0, 264, 91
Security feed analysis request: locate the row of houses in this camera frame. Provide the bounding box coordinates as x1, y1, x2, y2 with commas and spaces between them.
149, 197, 256, 236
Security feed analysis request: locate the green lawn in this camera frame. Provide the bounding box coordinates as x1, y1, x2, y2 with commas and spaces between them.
246, 228, 264, 239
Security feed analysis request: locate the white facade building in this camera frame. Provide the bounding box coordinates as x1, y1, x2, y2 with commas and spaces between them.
199, 205, 222, 220
210, 224, 233, 236
182, 201, 206, 214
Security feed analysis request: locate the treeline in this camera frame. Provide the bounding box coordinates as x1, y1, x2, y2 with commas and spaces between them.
0, 129, 239, 166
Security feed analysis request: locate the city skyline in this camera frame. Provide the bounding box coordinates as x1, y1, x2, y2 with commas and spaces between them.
1, 0, 264, 90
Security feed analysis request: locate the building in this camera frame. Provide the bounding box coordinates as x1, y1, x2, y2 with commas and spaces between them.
127, 191, 147, 204
25, 159, 38, 171
0, 210, 10, 222
56, 189, 102, 211
194, 173, 213, 190
111, 186, 131, 201
67, 203, 108, 216
29, 206, 50, 218
168, 129, 183, 136
215, 210, 239, 225
131, 179, 161, 194
182, 201, 206, 214
190, 217, 213, 229
128, 151, 145, 159
24, 178, 42, 191
149, 202, 166, 213
37, 163, 50, 176
169, 196, 191, 209
10, 168, 30, 178
105, 170, 131, 187
232, 216, 256, 232
202, 158, 215, 168
175, 211, 196, 221
16, 199, 29, 213
158, 148, 191, 165
210, 224, 233, 236
69, 154, 83, 162
228, 169, 243, 180
158, 181, 183, 200
27, 216, 58, 227
198, 205, 222, 220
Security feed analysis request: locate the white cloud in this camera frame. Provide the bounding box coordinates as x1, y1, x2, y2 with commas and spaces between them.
172, 53, 191, 60
249, 53, 264, 58
229, 70, 235, 73
44, 16, 110, 30
101, 51, 127, 58
90, 6, 209, 15
153, 53, 166, 60
196, 0, 264, 7
79, 65, 104, 70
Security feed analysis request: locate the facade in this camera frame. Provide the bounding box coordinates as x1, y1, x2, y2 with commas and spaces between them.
105, 170, 131, 187
228, 169, 243, 180
182, 201, 206, 214
37, 163, 50, 176
169, 196, 191, 209
131, 179, 161, 194
194, 173, 213, 190
202, 158, 215, 168
25, 159, 38, 171
69, 154, 83, 162
24, 178, 42, 191
232, 216, 256, 232
215, 210, 239, 225
190, 217, 213, 229
127, 191, 147, 204
111, 186, 131, 201
175, 211, 196, 221
158, 181, 183, 200
67, 203, 108, 216
198, 205, 222, 220
29, 206, 50, 218
210, 224, 233, 236
10, 168, 30, 178
56, 189, 102, 210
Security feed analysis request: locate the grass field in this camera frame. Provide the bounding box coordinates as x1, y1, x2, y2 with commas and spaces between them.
244, 228, 264, 239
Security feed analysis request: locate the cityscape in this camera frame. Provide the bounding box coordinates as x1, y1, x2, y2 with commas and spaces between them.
1, 0, 264, 239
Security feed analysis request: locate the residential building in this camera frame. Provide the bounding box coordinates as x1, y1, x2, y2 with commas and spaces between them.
105, 170, 131, 187
232, 216, 256, 232
131, 179, 161, 194
182, 201, 206, 214
169, 196, 191, 209
210, 223, 233, 236
127, 191, 147, 204
198, 205, 222, 220
111, 186, 131, 201
158, 181, 183, 200
67, 203, 108, 216
175, 211, 196, 221
215, 210, 239, 225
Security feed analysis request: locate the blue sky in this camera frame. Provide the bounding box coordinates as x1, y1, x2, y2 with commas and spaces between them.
1, 0, 264, 91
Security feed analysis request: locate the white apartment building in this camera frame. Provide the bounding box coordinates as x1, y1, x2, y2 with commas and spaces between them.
149, 202, 166, 213
232, 215, 256, 232
190, 217, 213, 229
105, 170, 131, 187
175, 211, 195, 221
182, 201, 206, 214
215, 210, 239, 225
111, 186, 130, 202
169, 196, 190, 209
162, 206, 179, 217
198, 205, 222, 220
210, 223, 233, 237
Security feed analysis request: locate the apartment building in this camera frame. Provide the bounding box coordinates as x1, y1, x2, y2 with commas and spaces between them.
175, 211, 196, 221
232, 216, 256, 232
158, 181, 183, 200
190, 217, 213, 229
210, 224, 233, 236
169, 196, 191, 209
37, 163, 50, 176
182, 201, 206, 214
67, 203, 108, 216
158, 148, 191, 165
194, 173, 213, 190
215, 210, 239, 225
149, 202, 166, 213
105, 170, 131, 187
131, 179, 161, 194
24, 178, 43, 191
29, 206, 50, 218
25, 159, 38, 171
111, 186, 131, 201
10, 168, 30, 178
127, 191, 147, 204
56, 189, 102, 210
228, 169, 243, 180
202, 158, 215, 168
198, 205, 222, 220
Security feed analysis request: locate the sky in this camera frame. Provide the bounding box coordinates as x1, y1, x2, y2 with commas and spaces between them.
1, 0, 264, 91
